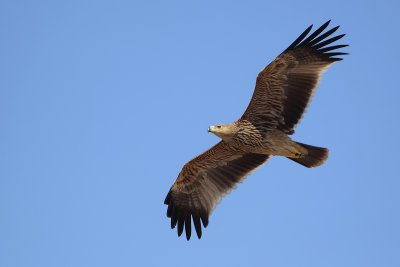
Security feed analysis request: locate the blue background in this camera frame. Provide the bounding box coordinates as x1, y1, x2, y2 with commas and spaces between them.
1, 0, 399, 266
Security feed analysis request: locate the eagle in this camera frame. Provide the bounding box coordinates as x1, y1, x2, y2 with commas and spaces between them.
164, 20, 347, 240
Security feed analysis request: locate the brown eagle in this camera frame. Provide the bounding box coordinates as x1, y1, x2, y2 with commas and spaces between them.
164, 21, 347, 240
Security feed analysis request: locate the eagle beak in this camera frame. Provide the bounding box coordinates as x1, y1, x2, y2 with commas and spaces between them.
207, 126, 212, 133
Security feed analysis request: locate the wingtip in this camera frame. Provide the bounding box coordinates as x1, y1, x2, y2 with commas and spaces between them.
323, 20, 331, 27
200, 214, 209, 228
177, 226, 183, 237
193, 214, 202, 239
166, 203, 173, 217
185, 215, 192, 240
196, 231, 202, 239
171, 213, 178, 229
306, 24, 313, 33
286, 24, 314, 51
164, 190, 171, 205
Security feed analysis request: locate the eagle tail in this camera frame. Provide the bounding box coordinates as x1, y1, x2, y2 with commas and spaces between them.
288, 142, 329, 168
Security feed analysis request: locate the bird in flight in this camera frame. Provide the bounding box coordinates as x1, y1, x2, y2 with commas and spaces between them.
164, 20, 347, 240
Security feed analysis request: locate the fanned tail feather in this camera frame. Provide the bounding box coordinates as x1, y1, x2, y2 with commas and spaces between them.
288, 142, 329, 168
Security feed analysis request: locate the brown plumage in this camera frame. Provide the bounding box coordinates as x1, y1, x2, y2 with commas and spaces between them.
165, 20, 348, 240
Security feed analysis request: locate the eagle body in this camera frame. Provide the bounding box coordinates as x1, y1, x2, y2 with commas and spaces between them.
164, 21, 348, 240
234, 122, 305, 157
210, 120, 305, 157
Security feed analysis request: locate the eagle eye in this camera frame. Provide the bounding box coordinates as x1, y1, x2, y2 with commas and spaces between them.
217, 125, 221, 128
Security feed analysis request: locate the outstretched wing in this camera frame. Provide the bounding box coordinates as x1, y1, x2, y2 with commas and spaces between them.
241, 20, 348, 134
164, 141, 269, 240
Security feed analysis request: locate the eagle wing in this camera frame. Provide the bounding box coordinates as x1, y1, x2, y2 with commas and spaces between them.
241, 20, 348, 134
164, 141, 270, 240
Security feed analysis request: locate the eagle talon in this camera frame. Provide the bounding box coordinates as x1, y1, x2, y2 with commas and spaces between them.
288, 149, 302, 158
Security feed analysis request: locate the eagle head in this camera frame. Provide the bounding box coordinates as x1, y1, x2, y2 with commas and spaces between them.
208, 123, 237, 140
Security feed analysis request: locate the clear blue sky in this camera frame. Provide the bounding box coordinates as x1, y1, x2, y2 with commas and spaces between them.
1, 0, 399, 266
